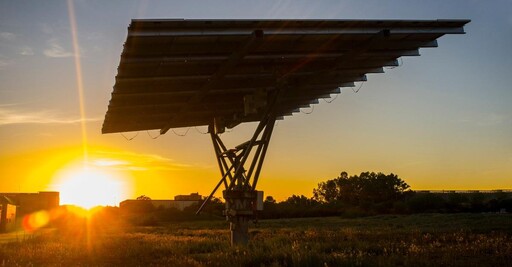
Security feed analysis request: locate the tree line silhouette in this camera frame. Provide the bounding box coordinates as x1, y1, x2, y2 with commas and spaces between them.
121, 171, 512, 225
261, 171, 512, 219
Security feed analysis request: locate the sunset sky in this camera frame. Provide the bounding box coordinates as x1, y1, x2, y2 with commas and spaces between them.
1, 0, 511, 207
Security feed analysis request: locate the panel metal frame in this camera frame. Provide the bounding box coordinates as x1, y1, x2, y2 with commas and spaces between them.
102, 19, 469, 134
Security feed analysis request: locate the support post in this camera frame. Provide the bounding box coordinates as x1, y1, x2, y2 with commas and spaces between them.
230, 214, 249, 245
224, 189, 256, 246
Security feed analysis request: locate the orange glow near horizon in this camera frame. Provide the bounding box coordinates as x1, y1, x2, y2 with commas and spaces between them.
54, 167, 128, 209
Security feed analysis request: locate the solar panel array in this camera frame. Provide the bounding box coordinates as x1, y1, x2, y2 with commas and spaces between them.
102, 19, 469, 134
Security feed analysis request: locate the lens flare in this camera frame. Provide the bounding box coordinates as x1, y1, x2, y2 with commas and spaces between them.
22, 210, 50, 232
67, 0, 88, 165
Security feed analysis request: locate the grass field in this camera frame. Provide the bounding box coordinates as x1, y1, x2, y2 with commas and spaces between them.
1, 213, 511, 266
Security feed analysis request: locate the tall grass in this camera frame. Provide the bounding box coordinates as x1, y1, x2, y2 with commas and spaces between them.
1, 213, 511, 266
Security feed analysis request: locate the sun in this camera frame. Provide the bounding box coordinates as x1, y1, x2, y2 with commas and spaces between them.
55, 168, 125, 209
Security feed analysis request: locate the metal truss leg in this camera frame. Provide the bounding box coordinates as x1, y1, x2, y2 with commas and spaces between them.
197, 110, 277, 246
195, 88, 285, 246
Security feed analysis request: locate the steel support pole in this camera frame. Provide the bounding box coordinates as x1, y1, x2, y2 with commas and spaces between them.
230, 216, 249, 245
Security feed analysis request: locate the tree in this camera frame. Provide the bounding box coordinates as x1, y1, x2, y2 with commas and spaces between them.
313, 179, 339, 203
264, 196, 276, 204
407, 193, 445, 213
313, 171, 411, 206
136, 195, 151, 200
283, 195, 318, 207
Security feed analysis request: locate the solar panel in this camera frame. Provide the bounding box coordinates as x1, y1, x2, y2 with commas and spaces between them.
102, 19, 469, 134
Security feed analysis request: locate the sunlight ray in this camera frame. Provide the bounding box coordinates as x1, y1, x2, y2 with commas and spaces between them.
67, 0, 88, 166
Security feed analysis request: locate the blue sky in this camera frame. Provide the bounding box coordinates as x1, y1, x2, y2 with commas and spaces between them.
0, 0, 511, 200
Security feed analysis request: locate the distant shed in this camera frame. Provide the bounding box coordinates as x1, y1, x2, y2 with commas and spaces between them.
120, 193, 203, 212
0, 191, 59, 217
0, 196, 17, 233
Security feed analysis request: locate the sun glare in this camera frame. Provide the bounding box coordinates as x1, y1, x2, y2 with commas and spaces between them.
56, 168, 125, 209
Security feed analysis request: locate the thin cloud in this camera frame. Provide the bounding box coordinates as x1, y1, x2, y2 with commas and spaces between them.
93, 150, 191, 171
40, 23, 54, 34
19, 46, 34, 56
85, 32, 102, 41
0, 32, 34, 58
0, 56, 12, 68
459, 113, 511, 127
0, 106, 101, 125
96, 150, 176, 162
93, 159, 130, 167
44, 38, 74, 58
477, 113, 510, 126
0, 32, 16, 41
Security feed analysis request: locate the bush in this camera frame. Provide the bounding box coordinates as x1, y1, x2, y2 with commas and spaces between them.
407, 193, 446, 213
